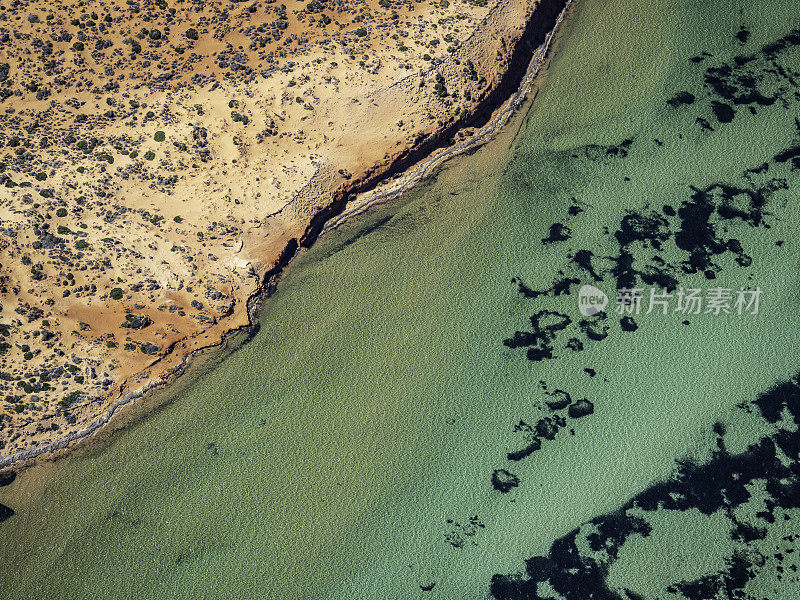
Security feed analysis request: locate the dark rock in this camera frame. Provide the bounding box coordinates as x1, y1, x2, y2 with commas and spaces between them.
121, 314, 152, 329
140, 342, 160, 355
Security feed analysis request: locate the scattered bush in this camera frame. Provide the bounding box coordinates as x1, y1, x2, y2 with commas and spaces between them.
59, 391, 80, 408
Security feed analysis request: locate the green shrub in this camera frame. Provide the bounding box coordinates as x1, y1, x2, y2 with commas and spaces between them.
173, 215, 183, 223
154, 131, 165, 142
144, 150, 155, 161
35, 172, 46, 181
56, 208, 67, 217
73, 41, 84, 51
355, 27, 367, 37
59, 391, 80, 408
110, 287, 124, 300
75, 240, 89, 249
186, 28, 199, 41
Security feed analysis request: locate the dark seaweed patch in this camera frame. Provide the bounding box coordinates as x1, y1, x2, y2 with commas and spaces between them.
710, 100, 736, 123
503, 310, 573, 362
0, 503, 14, 522
506, 137, 791, 363
492, 469, 520, 493
689, 52, 713, 64
695, 117, 714, 132
620, 314, 639, 332
567, 398, 594, 418
420, 582, 435, 591
736, 26, 751, 45
577, 138, 634, 162
444, 515, 485, 549
545, 389, 572, 410
490, 374, 800, 599
696, 29, 800, 124
0, 471, 15, 487
774, 144, 800, 170
667, 91, 696, 107
542, 223, 572, 244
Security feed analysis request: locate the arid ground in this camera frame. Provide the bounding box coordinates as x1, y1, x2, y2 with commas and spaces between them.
0, 0, 558, 459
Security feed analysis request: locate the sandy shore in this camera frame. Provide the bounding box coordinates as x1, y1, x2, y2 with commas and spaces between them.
0, 0, 573, 469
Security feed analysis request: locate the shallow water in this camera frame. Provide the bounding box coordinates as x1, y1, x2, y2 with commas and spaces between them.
2, 0, 800, 598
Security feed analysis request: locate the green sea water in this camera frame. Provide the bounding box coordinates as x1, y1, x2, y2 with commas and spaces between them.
2, 0, 800, 598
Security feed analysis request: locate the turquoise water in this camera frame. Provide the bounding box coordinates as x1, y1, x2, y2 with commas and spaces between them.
2, 0, 800, 598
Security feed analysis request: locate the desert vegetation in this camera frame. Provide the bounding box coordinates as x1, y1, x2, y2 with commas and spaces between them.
0, 0, 542, 456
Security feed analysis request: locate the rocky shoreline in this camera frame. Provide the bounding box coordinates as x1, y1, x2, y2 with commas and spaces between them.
0, 0, 574, 472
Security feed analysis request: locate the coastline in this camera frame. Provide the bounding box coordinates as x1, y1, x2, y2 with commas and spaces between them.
322, 1, 568, 235
0, 0, 574, 473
